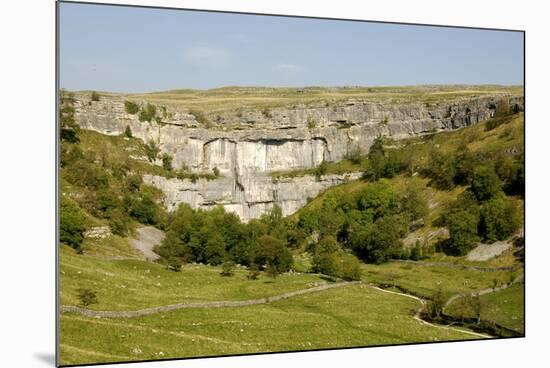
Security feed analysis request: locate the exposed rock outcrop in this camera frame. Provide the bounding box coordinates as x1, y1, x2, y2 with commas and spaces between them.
73, 93, 523, 221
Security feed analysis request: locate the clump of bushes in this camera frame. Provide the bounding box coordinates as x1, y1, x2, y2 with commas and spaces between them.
161, 153, 173, 171
139, 103, 157, 123
124, 100, 139, 115
60, 196, 87, 250
307, 118, 317, 130
60, 96, 80, 143
314, 160, 329, 180
297, 179, 425, 265
311, 236, 361, 280
166, 257, 182, 272
90, 91, 100, 102
144, 139, 160, 163
363, 136, 407, 181
157, 205, 293, 275
189, 109, 213, 128
220, 259, 235, 276
77, 288, 98, 307
441, 165, 521, 256
123, 125, 133, 138
251, 235, 293, 277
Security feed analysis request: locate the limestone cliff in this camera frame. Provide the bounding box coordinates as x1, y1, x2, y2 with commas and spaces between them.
72, 93, 523, 221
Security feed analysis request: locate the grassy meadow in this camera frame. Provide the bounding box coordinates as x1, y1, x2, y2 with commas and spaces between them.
60, 283, 481, 366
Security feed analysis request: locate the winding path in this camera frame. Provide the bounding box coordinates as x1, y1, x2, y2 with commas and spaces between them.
370, 285, 491, 339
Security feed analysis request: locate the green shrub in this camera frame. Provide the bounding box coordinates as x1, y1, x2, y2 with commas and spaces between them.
166, 257, 182, 272
479, 194, 520, 242
90, 91, 100, 102
139, 103, 157, 122
470, 166, 502, 202
307, 118, 317, 129
123, 125, 133, 138
60, 103, 80, 143
124, 100, 139, 114
129, 193, 158, 225
220, 259, 235, 276
251, 235, 293, 276
340, 254, 362, 281
445, 209, 480, 256
312, 236, 340, 276
410, 240, 423, 261
161, 153, 173, 171
144, 139, 160, 163
94, 190, 120, 216
399, 185, 428, 222
314, 160, 329, 180
107, 208, 130, 236
213, 167, 220, 177
65, 161, 110, 190
125, 174, 142, 192
351, 215, 403, 264
425, 152, 456, 189
189, 109, 212, 128
77, 288, 98, 307
60, 196, 86, 249
160, 106, 168, 119
204, 233, 225, 265
60, 144, 83, 168
426, 287, 445, 319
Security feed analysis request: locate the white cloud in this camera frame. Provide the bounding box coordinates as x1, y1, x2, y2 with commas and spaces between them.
182, 45, 231, 69
274, 63, 304, 73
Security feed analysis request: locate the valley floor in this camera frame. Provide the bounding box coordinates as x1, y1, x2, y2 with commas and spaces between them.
58, 243, 523, 366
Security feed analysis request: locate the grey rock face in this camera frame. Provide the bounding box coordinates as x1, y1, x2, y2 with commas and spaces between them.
73, 94, 523, 221
143, 172, 363, 221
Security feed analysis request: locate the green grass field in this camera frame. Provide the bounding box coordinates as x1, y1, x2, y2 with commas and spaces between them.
59, 239, 523, 366
60, 246, 328, 311
60, 283, 480, 366
361, 261, 518, 300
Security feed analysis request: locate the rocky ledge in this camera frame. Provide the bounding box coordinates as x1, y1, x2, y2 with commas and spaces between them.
73, 93, 523, 221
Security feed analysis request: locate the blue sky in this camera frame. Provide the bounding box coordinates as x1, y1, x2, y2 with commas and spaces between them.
59, 2, 524, 93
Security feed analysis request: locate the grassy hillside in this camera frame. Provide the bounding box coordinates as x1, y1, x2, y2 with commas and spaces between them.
60, 283, 481, 365
60, 245, 328, 311
292, 112, 524, 245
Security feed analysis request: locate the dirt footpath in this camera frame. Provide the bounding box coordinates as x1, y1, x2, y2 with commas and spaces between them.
129, 226, 165, 261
